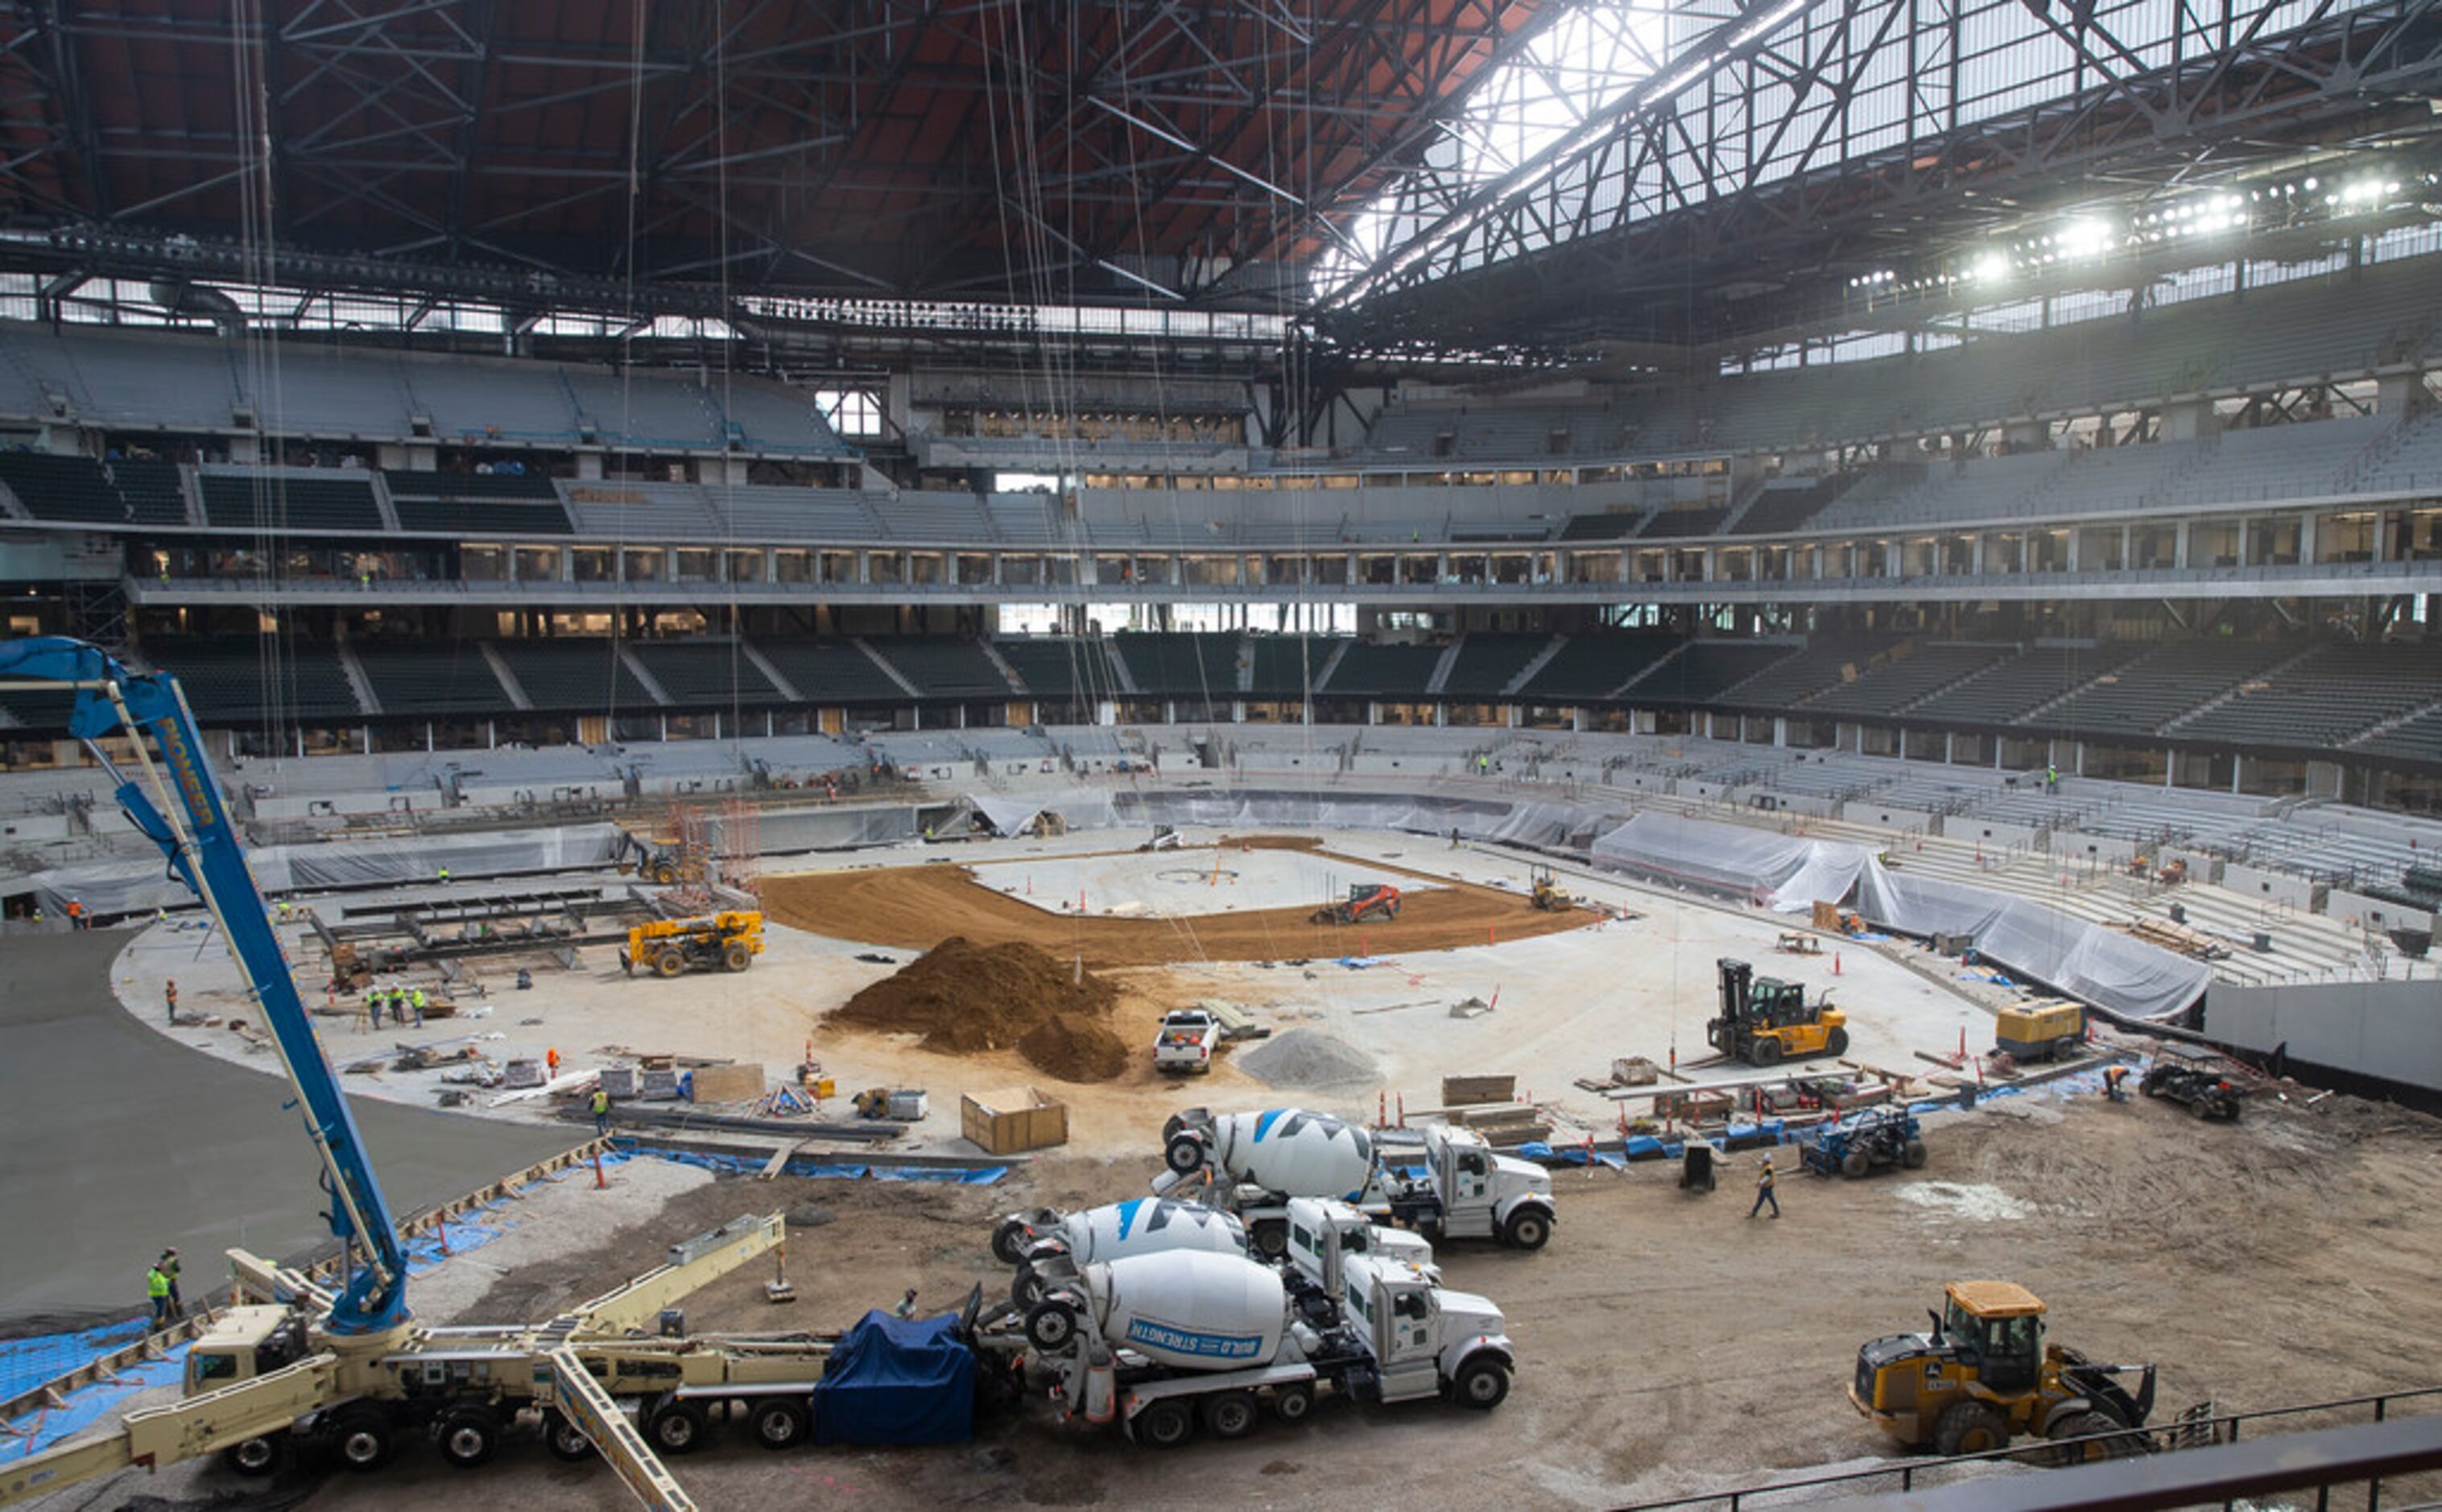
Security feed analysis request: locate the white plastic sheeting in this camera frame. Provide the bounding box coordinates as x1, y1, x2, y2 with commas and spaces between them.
1853, 870, 2211, 1022
1588, 811, 1873, 907
1587, 809, 2209, 1022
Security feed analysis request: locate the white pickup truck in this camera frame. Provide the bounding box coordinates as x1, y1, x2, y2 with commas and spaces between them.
1153, 1003, 1270, 1076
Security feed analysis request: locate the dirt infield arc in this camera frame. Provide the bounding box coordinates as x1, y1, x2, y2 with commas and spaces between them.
760, 850, 1598, 968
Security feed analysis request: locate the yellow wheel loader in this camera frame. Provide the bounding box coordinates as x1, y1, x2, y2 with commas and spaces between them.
1849, 1281, 2156, 1462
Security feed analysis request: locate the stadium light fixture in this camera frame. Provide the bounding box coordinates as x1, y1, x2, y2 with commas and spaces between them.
1969, 252, 2010, 284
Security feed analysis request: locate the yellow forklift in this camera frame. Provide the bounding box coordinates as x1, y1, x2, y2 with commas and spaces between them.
622, 911, 764, 977
1850, 1281, 2157, 1460
1709, 957, 1847, 1066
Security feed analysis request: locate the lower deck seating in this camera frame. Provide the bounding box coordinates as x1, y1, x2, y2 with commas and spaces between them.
865, 639, 1012, 700
1440, 634, 1553, 697
628, 642, 781, 705
493, 642, 656, 711
997, 638, 1121, 700
351, 642, 514, 715
141, 637, 362, 722
754, 640, 907, 703
1319, 641, 1443, 698
2034, 640, 2293, 736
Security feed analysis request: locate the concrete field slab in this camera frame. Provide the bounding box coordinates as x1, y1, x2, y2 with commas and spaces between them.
0, 932, 584, 1322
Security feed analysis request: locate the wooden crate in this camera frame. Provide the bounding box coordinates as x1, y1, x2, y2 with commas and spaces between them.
962, 1087, 1069, 1155
1442, 1073, 1516, 1106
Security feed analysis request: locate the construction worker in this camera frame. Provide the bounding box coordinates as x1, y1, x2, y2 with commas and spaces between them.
146, 1256, 174, 1325
893, 1288, 919, 1320
366, 987, 384, 1029
159, 1249, 183, 1319
64, 899, 85, 930
437, 865, 451, 886
591, 1085, 611, 1136
2102, 1064, 2130, 1103
163, 979, 179, 1025
408, 985, 427, 1027
547, 1047, 561, 1080
2046, 762, 2060, 794
1748, 1157, 1780, 1220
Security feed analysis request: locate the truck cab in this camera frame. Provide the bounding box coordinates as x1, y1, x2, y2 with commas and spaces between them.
185, 1307, 308, 1394
1283, 1197, 1436, 1315
1338, 1254, 1511, 1409
1386, 1126, 1556, 1250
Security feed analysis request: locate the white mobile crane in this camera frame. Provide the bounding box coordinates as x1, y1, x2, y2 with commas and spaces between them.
0, 638, 828, 1510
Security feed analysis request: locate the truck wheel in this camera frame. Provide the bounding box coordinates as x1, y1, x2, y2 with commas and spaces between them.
654, 950, 684, 979
1825, 1027, 1850, 1057
1932, 1401, 2010, 1456
1271, 1382, 1315, 1423
646, 1396, 709, 1455
1201, 1392, 1259, 1440
1011, 1266, 1048, 1309
1749, 1037, 1783, 1067
990, 1217, 1033, 1265
1901, 1139, 1929, 1170
749, 1398, 810, 1452
1501, 1207, 1552, 1251
543, 1412, 595, 1462
722, 942, 753, 972
1025, 1299, 1081, 1350
2188, 1096, 2213, 1119
435, 1407, 502, 1468
328, 1406, 396, 1472
1163, 1133, 1208, 1174
1132, 1398, 1194, 1450
650, 861, 677, 885
221, 1435, 286, 1477
1449, 1357, 1510, 1411
1841, 1148, 1871, 1179
1251, 1221, 1288, 1259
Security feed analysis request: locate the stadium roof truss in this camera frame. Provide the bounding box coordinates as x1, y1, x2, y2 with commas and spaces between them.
0, 0, 2432, 371
1318, 0, 2442, 351
0, 0, 1551, 312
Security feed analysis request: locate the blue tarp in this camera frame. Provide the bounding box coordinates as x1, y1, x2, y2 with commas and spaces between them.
812, 1311, 976, 1447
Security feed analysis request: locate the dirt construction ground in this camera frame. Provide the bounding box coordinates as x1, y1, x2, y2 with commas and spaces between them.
759, 847, 1598, 968
161, 1085, 2442, 1512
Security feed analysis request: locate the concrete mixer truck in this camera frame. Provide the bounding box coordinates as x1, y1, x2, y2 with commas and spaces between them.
1379, 1124, 1559, 1251
1021, 1249, 1513, 1449
1151, 1106, 1383, 1258
993, 1200, 1251, 1308
1155, 1107, 1558, 1254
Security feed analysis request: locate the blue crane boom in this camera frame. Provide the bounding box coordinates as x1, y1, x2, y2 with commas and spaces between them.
0, 636, 409, 1334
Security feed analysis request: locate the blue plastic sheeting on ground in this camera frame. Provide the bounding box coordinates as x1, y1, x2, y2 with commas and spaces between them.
870, 1167, 1008, 1184
626, 1147, 1006, 1186
3, 1345, 188, 1458
0, 1319, 151, 1400
812, 1311, 975, 1446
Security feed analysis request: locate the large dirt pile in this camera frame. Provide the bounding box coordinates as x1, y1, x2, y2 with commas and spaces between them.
829, 936, 1126, 1081
1016, 1014, 1131, 1081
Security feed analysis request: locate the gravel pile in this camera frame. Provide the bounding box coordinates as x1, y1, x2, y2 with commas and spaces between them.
1236, 1027, 1382, 1090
